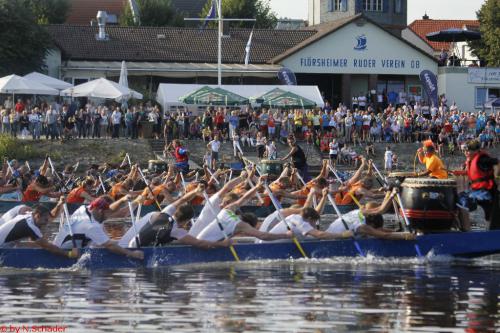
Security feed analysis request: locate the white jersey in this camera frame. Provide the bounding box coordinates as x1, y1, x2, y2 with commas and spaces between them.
325, 210, 364, 233
53, 205, 110, 249
0, 214, 42, 246
261, 214, 313, 243
0, 205, 30, 225
196, 209, 240, 242
189, 193, 222, 237
259, 210, 283, 232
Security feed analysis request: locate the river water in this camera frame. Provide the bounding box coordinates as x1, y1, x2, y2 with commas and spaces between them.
0, 256, 498, 332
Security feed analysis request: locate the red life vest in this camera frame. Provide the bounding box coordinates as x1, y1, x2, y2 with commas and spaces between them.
467, 151, 495, 191
174, 146, 188, 163
22, 184, 42, 202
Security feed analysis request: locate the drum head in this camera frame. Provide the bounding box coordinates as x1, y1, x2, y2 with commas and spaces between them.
388, 172, 416, 178
402, 178, 457, 188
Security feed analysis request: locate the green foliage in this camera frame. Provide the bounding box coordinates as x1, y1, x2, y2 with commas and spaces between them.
121, 0, 185, 27
0, 135, 43, 160
201, 0, 277, 29
23, 0, 71, 24
109, 150, 128, 165
0, 0, 53, 76
469, 0, 500, 66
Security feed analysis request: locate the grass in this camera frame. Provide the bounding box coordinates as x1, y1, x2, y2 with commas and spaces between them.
0, 134, 43, 160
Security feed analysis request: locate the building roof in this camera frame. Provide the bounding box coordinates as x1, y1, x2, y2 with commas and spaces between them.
408, 19, 480, 51
46, 25, 316, 64
66, 0, 124, 25
271, 14, 437, 64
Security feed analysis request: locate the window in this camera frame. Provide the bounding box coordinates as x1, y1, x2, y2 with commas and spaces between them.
475, 88, 487, 107
364, 0, 383, 11
394, 0, 402, 13
328, 0, 347, 12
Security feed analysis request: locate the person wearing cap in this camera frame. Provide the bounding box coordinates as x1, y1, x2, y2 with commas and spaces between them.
416, 140, 448, 179
0, 204, 79, 259
52, 196, 143, 260
454, 139, 499, 229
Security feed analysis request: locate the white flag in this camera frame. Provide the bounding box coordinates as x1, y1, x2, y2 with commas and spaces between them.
244, 30, 254, 66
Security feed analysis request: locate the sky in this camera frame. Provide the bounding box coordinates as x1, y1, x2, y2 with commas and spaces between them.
268, 0, 485, 23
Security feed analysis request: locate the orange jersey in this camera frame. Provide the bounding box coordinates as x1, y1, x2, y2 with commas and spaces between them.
22, 184, 42, 202
110, 183, 124, 201
263, 182, 286, 206
143, 184, 167, 206
335, 182, 362, 205
67, 186, 86, 204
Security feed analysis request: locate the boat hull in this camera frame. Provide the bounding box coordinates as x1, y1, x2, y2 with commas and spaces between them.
1, 231, 500, 270
0, 200, 356, 218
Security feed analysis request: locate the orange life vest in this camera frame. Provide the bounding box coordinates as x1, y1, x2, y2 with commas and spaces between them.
22, 184, 42, 202
467, 151, 495, 191
67, 186, 86, 204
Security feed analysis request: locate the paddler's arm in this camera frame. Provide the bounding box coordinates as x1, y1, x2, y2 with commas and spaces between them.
50, 196, 65, 218
235, 222, 292, 241
356, 225, 416, 240
346, 157, 367, 186
415, 170, 431, 177
281, 146, 297, 161
306, 229, 352, 240
313, 159, 329, 181
39, 157, 49, 176
102, 240, 144, 259
218, 172, 245, 197
35, 238, 79, 258
178, 234, 232, 249
361, 189, 396, 216
171, 184, 205, 207
226, 176, 266, 210
417, 148, 425, 164
314, 188, 329, 214
80, 191, 96, 202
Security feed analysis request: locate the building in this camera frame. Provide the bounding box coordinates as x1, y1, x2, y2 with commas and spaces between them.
46, 14, 436, 107
65, 0, 207, 25
308, 0, 407, 35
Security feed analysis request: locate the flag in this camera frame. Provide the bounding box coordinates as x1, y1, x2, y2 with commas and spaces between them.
244, 30, 254, 66
202, 0, 217, 30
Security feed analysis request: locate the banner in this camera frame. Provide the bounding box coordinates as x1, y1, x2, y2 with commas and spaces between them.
277, 67, 297, 86
419, 70, 438, 107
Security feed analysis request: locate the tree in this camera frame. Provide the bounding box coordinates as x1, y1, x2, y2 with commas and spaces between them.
23, 0, 71, 24
121, 0, 184, 27
469, 0, 500, 67
201, 0, 278, 29
0, 0, 53, 76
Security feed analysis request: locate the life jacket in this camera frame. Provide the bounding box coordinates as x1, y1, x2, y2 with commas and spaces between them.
143, 184, 167, 206
174, 146, 188, 163
296, 182, 315, 206
335, 182, 362, 205
67, 186, 86, 204
110, 183, 124, 201
263, 182, 286, 206
22, 184, 42, 202
467, 151, 495, 191
137, 213, 175, 247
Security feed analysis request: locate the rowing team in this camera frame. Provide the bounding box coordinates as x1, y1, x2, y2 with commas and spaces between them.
0, 157, 415, 260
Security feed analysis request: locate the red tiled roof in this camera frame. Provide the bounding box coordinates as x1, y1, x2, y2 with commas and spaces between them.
408, 19, 480, 51
66, 0, 125, 25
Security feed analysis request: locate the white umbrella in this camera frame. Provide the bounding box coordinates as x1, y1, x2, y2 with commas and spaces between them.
23, 72, 73, 91
0, 74, 59, 95
61, 78, 143, 100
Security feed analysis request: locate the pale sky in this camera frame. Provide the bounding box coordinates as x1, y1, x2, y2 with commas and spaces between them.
268, 0, 485, 23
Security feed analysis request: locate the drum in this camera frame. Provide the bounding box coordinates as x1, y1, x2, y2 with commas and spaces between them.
148, 160, 168, 173
400, 178, 458, 232
258, 160, 284, 180
388, 171, 417, 183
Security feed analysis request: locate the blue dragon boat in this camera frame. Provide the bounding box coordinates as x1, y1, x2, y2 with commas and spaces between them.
1, 230, 499, 270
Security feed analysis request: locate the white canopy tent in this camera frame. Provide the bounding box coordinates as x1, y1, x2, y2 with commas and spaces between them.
0, 74, 59, 95
61, 78, 143, 100
156, 84, 325, 113
23, 72, 73, 91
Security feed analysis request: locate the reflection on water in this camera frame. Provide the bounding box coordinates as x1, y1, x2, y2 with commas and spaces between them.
0, 258, 498, 332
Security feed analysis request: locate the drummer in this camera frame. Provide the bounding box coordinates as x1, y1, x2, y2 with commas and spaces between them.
454, 140, 499, 230
416, 140, 448, 179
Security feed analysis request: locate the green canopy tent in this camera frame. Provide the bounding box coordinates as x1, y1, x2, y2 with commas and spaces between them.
179, 86, 249, 106
254, 88, 317, 109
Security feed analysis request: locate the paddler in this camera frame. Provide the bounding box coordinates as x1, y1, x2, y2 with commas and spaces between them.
416, 139, 448, 179
22, 175, 62, 202
454, 139, 499, 230
66, 177, 96, 204
119, 184, 230, 249
196, 176, 292, 242
52, 196, 144, 260
326, 188, 415, 240
0, 204, 79, 259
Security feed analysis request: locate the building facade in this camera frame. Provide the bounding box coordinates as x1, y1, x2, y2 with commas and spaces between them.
308, 0, 407, 35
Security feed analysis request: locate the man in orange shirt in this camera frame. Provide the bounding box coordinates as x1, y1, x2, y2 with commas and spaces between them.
416, 140, 448, 179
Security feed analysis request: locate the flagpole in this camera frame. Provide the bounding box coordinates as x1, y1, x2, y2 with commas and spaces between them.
217, 0, 222, 86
